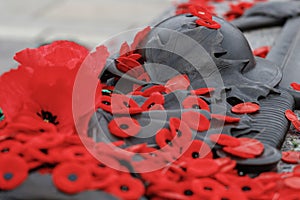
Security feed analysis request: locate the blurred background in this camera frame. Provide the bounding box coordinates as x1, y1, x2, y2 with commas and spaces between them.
0, 0, 171, 74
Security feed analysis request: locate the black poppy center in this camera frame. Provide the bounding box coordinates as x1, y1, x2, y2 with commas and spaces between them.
192, 104, 200, 109
242, 186, 251, 191
192, 152, 200, 158
102, 101, 111, 106
184, 189, 194, 196
147, 102, 155, 109
37, 110, 59, 125
1, 148, 9, 153
204, 186, 213, 191
68, 174, 78, 182
176, 129, 182, 137
120, 124, 129, 130
120, 185, 129, 191
3, 172, 13, 180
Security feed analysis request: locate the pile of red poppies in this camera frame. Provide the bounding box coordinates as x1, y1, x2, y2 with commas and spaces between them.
1, 2, 300, 199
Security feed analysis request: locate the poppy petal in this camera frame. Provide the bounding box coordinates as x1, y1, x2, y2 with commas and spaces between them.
155, 128, 175, 148
180, 140, 213, 160
284, 177, 300, 189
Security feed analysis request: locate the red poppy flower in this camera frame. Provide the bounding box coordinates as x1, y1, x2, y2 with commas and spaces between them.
165, 74, 190, 93
53, 162, 92, 194
155, 128, 176, 149
209, 134, 240, 147
224, 2, 254, 21
14, 40, 89, 70
182, 96, 210, 112
141, 93, 164, 111
106, 173, 145, 200
228, 177, 264, 199
223, 138, 264, 159
180, 140, 213, 160
291, 82, 300, 91
282, 151, 300, 164
141, 85, 166, 97
169, 118, 193, 143
285, 110, 300, 131
23, 146, 51, 164
190, 87, 215, 96
211, 114, 240, 123
253, 46, 271, 58
0, 140, 23, 155
231, 102, 260, 114
0, 155, 28, 190
181, 111, 210, 132
186, 158, 219, 177
216, 185, 248, 200
98, 94, 142, 115
189, 5, 213, 21
108, 117, 141, 138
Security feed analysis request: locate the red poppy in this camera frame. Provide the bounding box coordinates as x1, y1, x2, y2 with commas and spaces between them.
14, 40, 89, 70
223, 138, 264, 159
106, 173, 145, 200
23, 146, 51, 164
0, 155, 28, 190
186, 158, 219, 177
291, 82, 300, 91
209, 134, 240, 147
98, 94, 142, 114
231, 102, 260, 114
155, 128, 176, 149
282, 151, 300, 164
182, 95, 210, 112
0, 140, 23, 155
189, 5, 221, 29
141, 93, 164, 111
169, 118, 193, 143
190, 87, 215, 96
180, 140, 213, 160
228, 177, 264, 199
224, 2, 254, 21
181, 111, 210, 132
108, 117, 141, 138
285, 110, 300, 131
211, 114, 240, 123
165, 74, 190, 93
141, 85, 166, 97
136, 72, 151, 82
52, 162, 92, 194
216, 186, 248, 200
126, 143, 157, 153
253, 46, 271, 58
